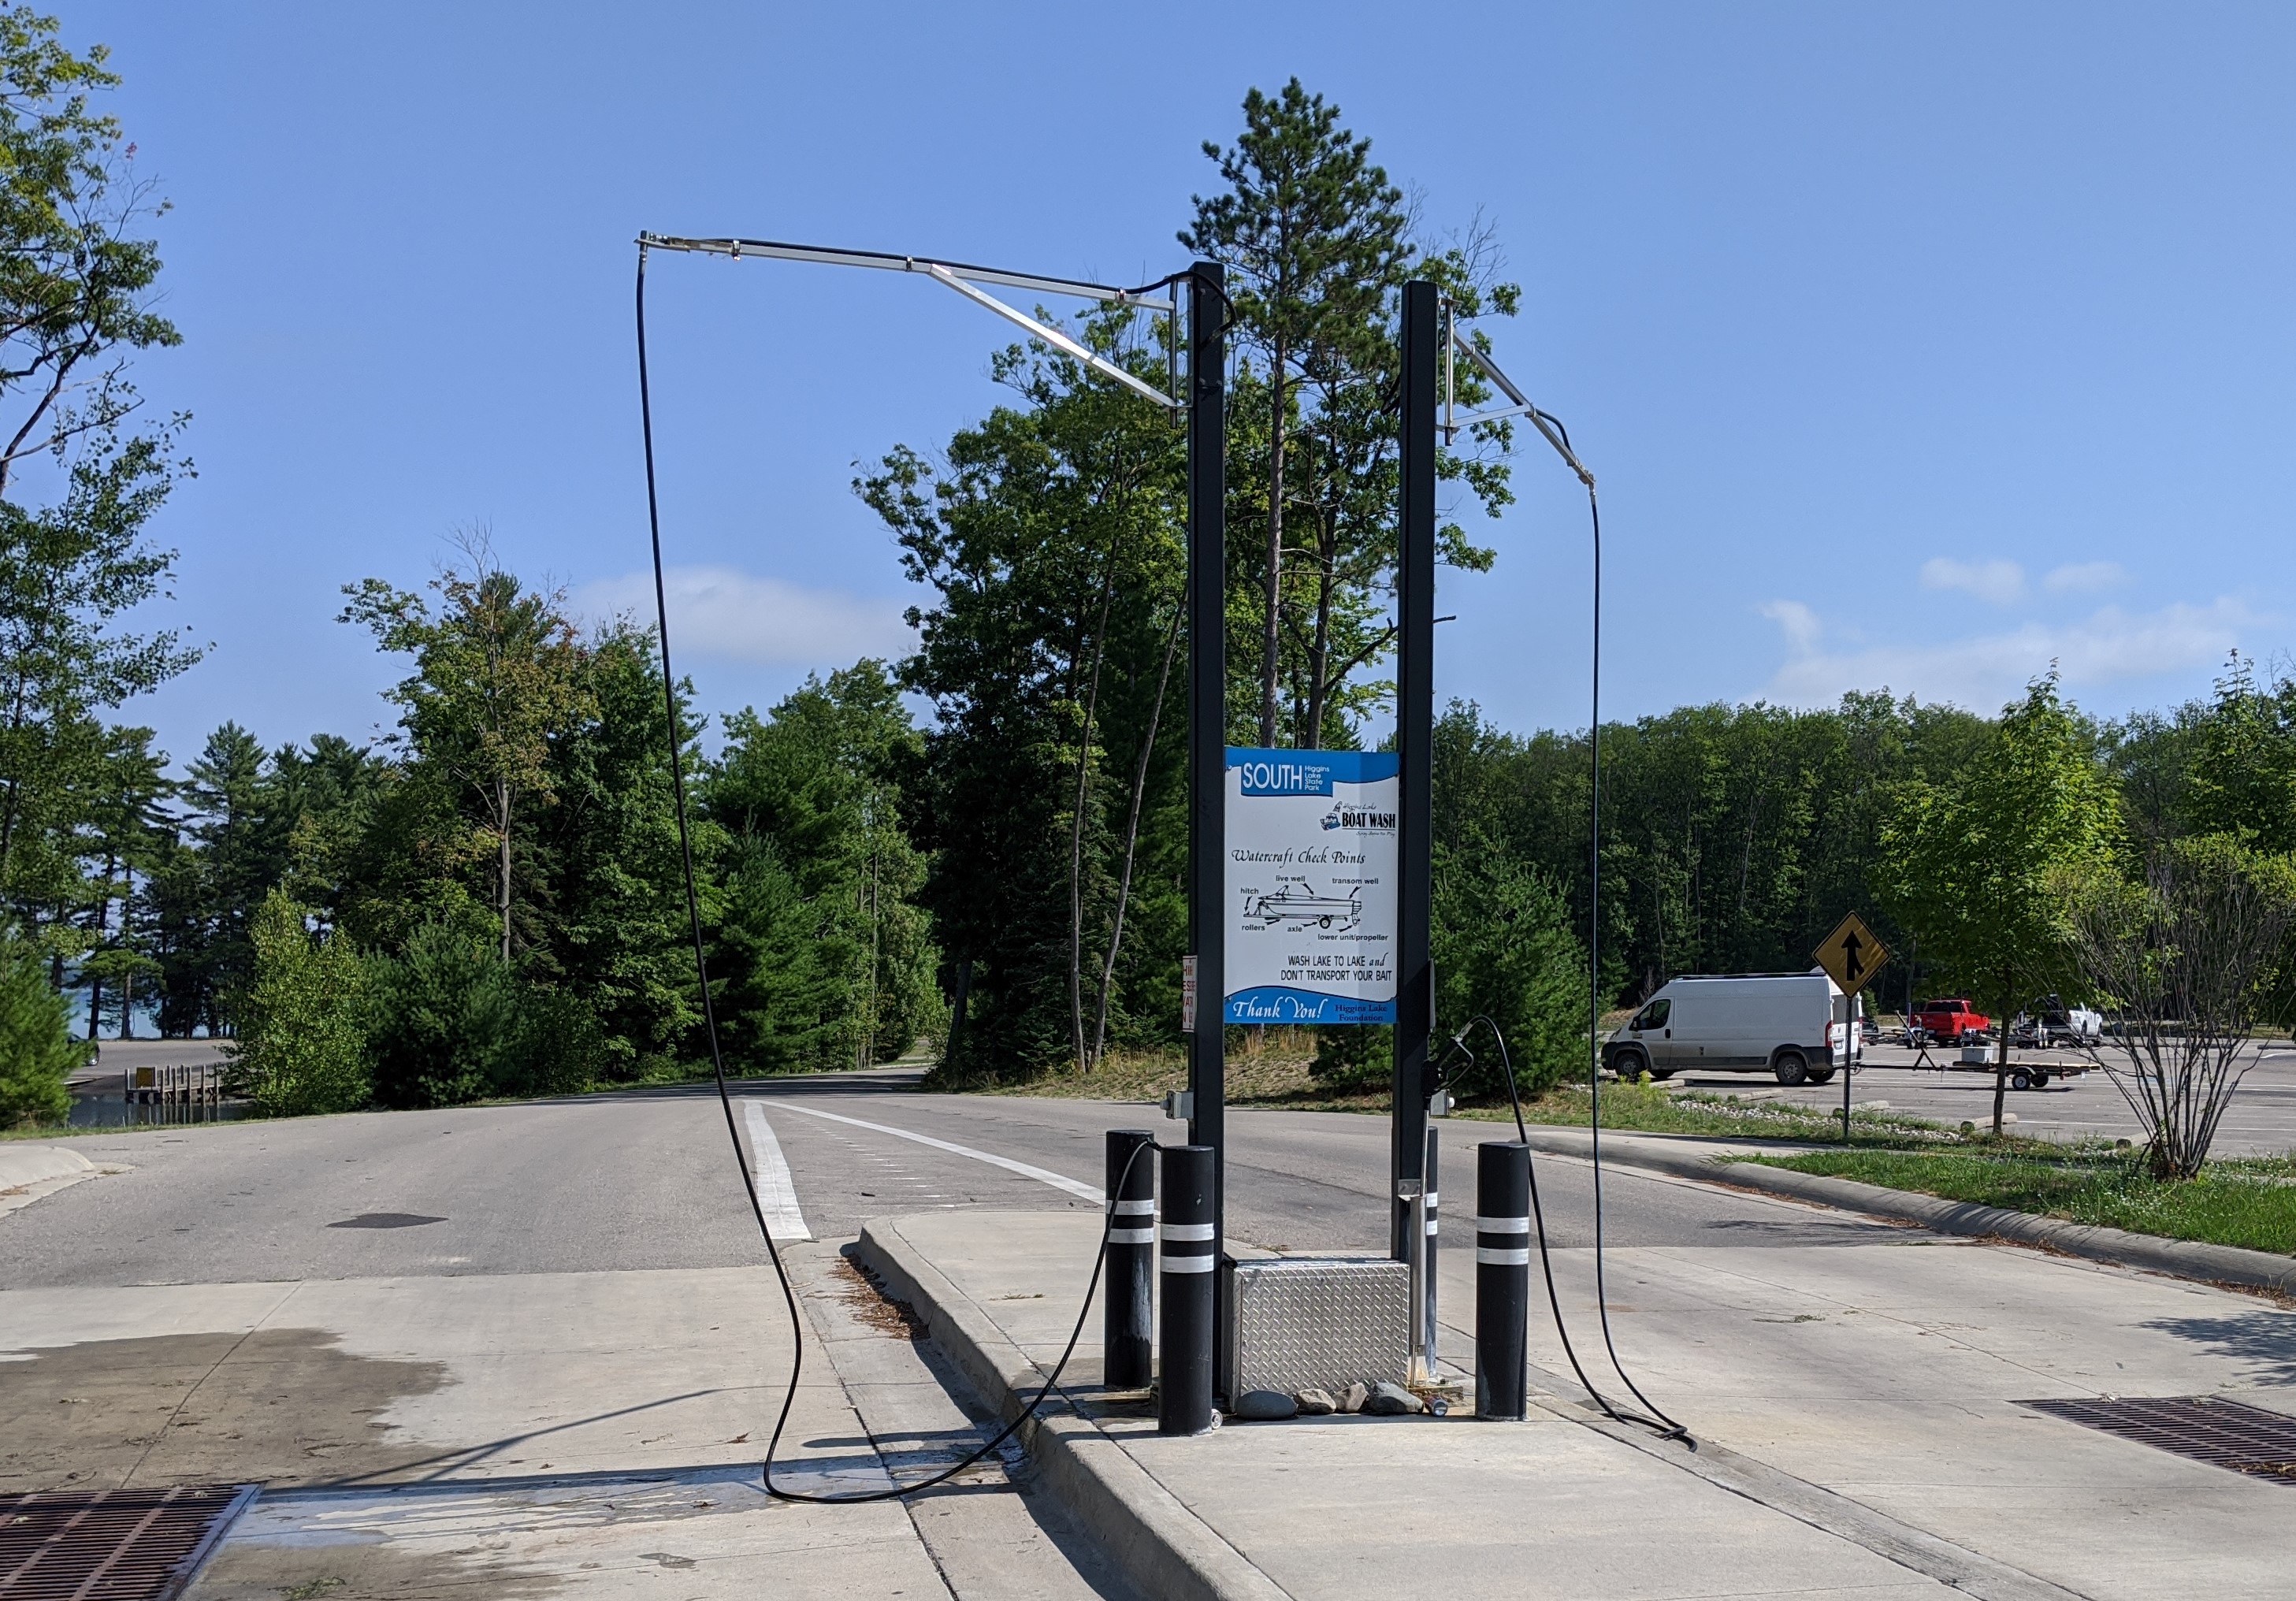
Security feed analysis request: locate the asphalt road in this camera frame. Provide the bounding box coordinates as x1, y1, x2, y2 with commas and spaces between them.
1692, 1038, 2296, 1153
6, 1069, 1899, 1293
17, 1064, 2296, 1599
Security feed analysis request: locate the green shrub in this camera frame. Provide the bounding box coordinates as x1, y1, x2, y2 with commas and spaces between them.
1310, 1023, 1390, 1088
368, 921, 606, 1108
1432, 846, 1590, 1101
0, 928, 90, 1127
232, 892, 374, 1117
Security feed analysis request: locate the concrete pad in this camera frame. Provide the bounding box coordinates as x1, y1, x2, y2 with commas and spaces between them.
1473, 1231, 2296, 1601
188, 1466, 947, 1599
876, 1210, 1981, 1601
2, 1268, 949, 1597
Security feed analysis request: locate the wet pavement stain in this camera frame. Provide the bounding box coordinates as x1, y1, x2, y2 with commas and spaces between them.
0, 1328, 450, 1493
186, 1536, 565, 1599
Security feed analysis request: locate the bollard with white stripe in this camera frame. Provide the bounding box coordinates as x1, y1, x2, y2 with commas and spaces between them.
1105, 1128, 1158, 1391
1423, 1129, 1440, 1376
1475, 1141, 1531, 1420
1157, 1142, 1216, 1435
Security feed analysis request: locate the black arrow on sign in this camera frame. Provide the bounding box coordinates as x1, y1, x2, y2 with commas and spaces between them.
1841, 931, 1866, 984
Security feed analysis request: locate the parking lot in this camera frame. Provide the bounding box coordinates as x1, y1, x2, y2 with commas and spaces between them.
1682, 1039, 2296, 1156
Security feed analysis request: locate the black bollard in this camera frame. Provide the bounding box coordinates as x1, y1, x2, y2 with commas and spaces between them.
1158, 1143, 1216, 1435
1476, 1141, 1531, 1421
1105, 1129, 1158, 1391
1422, 1128, 1440, 1376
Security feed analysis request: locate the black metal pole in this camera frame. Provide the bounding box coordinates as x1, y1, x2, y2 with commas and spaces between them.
1393, 280, 1439, 1258
1184, 262, 1229, 1389
1476, 1141, 1530, 1421
1105, 1129, 1158, 1391
1158, 1142, 1217, 1434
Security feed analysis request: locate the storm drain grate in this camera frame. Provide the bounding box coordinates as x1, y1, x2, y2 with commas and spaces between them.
2020, 1395, 2296, 1481
0, 1483, 257, 1599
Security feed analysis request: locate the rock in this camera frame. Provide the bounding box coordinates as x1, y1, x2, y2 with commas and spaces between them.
1235, 1389, 1297, 1421
1338, 1381, 1369, 1414
1294, 1387, 1337, 1416
1363, 1381, 1423, 1416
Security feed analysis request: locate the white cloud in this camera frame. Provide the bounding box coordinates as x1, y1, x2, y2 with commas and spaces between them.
2044, 560, 2127, 595
1759, 596, 2263, 711
1919, 557, 2026, 606
1759, 599, 1821, 653
574, 566, 916, 665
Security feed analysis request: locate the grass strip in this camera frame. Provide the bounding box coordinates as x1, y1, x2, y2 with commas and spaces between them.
962, 1047, 1950, 1145
1735, 1148, 2296, 1257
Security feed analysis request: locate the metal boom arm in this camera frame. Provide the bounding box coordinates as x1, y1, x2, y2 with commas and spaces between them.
640, 232, 1177, 411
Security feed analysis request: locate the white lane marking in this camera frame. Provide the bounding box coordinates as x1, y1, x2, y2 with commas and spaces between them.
741, 1100, 813, 1241
778, 1105, 1103, 1203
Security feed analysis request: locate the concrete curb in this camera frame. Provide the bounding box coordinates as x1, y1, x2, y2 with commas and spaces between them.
1515, 1128, 2296, 1296
0, 1144, 98, 1220
0, 1145, 93, 1190
854, 1218, 1291, 1601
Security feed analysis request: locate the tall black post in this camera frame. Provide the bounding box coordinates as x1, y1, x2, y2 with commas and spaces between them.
1158, 1142, 1217, 1434
1392, 280, 1439, 1257
1185, 262, 1228, 1375
1105, 1129, 1158, 1391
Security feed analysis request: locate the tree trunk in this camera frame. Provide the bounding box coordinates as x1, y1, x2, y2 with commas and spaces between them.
1259, 340, 1287, 748
1303, 515, 1335, 749
87, 851, 113, 1042
497, 778, 514, 964
1091, 592, 1186, 1068
1068, 556, 1119, 1072
121, 967, 134, 1039
1991, 967, 2012, 1138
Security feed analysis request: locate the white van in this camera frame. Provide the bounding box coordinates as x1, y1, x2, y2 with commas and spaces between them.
1602, 971, 1858, 1087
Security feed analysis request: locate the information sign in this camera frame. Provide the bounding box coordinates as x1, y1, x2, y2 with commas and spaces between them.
1224, 748, 1399, 1024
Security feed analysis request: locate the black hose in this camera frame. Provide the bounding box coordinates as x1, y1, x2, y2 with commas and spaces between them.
1582, 485, 1689, 1443
1457, 1013, 1690, 1445
638, 240, 1145, 1503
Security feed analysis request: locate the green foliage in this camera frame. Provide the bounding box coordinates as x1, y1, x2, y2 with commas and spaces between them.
0, 923, 87, 1124
340, 535, 589, 964
1184, 79, 1515, 751
864, 327, 1184, 1079
0, 11, 195, 962
1882, 674, 2118, 1134
1309, 1023, 1388, 1088
232, 891, 370, 1116
708, 661, 940, 1074
1428, 694, 1994, 1012
1880, 674, 2117, 1016
366, 919, 600, 1109
1432, 845, 1589, 1098
2181, 654, 2296, 855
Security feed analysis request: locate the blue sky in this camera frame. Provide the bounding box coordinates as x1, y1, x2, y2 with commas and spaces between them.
64, 2, 2296, 767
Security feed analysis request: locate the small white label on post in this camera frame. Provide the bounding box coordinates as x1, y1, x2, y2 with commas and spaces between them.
1181, 954, 1198, 1033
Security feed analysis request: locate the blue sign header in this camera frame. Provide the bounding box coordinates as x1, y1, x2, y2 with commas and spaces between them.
1227, 746, 1399, 797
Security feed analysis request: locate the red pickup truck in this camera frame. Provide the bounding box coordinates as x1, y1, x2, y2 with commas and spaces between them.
1911, 998, 1990, 1040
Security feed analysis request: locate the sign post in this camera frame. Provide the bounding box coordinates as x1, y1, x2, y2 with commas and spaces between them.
1814, 912, 1889, 1142
1183, 262, 1229, 1399
1391, 279, 1440, 1258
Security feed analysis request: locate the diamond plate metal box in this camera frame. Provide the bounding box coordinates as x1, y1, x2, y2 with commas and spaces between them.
1224, 1257, 1410, 1399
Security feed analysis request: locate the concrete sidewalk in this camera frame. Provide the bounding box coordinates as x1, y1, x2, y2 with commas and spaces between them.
861, 1205, 2296, 1601
2, 1251, 1114, 1598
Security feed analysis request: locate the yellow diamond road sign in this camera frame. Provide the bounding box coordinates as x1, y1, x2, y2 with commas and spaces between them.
1815, 912, 1889, 994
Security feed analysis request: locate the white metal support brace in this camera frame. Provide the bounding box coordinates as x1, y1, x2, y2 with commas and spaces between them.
639, 232, 1180, 413
1444, 321, 1594, 488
